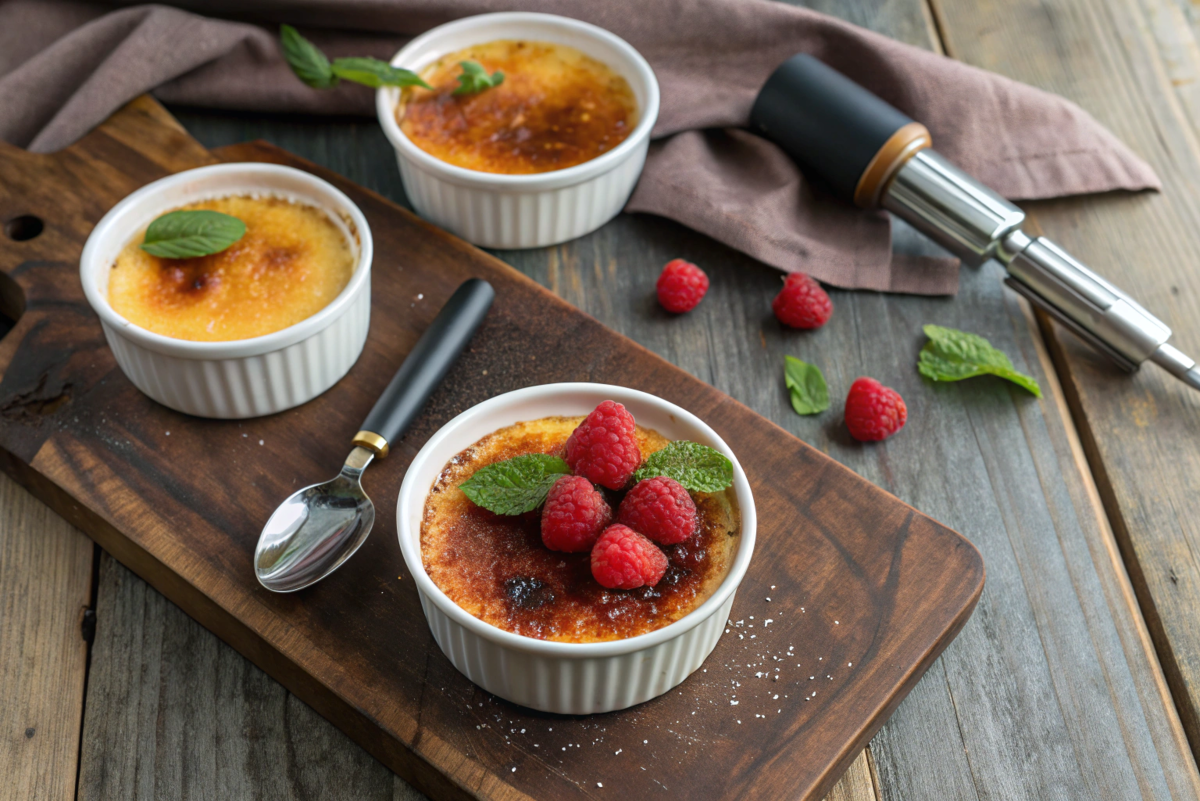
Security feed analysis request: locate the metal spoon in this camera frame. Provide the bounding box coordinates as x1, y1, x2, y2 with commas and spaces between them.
254, 278, 495, 592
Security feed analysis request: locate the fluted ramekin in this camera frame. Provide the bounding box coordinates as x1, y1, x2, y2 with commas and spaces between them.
80, 163, 373, 419
376, 13, 660, 249
397, 383, 756, 714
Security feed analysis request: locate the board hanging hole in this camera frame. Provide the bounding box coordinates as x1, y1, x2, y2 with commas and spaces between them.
4, 215, 44, 242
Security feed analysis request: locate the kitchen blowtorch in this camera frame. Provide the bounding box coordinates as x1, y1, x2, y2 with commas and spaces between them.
750, 54, 1200, 392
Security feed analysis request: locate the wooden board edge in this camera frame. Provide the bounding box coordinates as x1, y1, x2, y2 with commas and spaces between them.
804, 564, 983, 801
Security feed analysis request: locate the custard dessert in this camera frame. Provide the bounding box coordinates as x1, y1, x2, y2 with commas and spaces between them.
108, 195, 354, 342
421, 416, 740, 643
398, 40, 638, 174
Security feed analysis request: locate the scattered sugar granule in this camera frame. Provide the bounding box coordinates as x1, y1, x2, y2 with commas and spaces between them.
766, 598, 771, 602
598, 783, 603, 788
165, 431, 170, 436
511, 768, 516, 773
772, 675, 779, 682
730, 700, 739, 706
764, 619, 773, 626
644, 740, 648, 744
771, 585, 776, 589
773, 694, 779, 700
750, 635, 756, 639
520, 729, 525, 734
258, 439, 264, 446
849, 662, 853, 667
417, 293, 424, 300
835, 620, 839, 625
615, 749, 622, 755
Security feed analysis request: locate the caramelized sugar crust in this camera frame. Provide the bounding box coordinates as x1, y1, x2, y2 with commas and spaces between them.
108, 196, 354, 342
398, 40, 638, 174
421, 416, 740, 643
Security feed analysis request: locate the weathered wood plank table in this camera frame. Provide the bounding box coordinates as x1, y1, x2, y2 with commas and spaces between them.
4, 0, 1200, 798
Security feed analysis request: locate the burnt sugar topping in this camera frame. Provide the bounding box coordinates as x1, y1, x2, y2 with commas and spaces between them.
107, 195, 354, 342
420, 414, 740, 643
398, 40, 638, 175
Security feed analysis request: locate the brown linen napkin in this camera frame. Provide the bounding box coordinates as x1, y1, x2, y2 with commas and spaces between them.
0, 0, 1160, 295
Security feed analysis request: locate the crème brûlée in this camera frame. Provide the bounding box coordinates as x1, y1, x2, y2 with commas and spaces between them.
107, 195, 355, 342
421, 416, 740, 643
398, 40, 639, 174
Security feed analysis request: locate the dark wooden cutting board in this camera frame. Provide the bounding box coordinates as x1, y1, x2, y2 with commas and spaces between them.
0, 97, 983, 801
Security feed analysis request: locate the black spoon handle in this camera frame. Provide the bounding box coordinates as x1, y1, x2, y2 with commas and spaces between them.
352, 278, 494, 458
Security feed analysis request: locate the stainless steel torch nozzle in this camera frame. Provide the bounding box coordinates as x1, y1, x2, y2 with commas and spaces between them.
749, 53, 1197, 393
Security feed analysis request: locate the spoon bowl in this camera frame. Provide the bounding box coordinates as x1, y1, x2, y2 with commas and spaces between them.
255, 447, 376, 592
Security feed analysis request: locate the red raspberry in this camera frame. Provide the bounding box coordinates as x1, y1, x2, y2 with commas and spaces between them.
617, 476, 697, 545
590, 524, 668, 590
564, 400, 641, 490
656, 258, 709, 313
845, 377, 907, 442
772, 273, 832, 329
541, 475, 612, 552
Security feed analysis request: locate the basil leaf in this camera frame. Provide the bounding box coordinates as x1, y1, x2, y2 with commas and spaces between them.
459, 454, 571, 515
330, 57, 431, 89
280, 25, 338, 89
140, 210, 246, 259
453, 60, 505, 95
632, 441, 733, 494
784, 356, 829, 415
918, 324, 1042, 397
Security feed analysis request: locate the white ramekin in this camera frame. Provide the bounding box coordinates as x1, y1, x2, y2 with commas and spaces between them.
376, 13, 660, 249
80, 163, 373, 419
397, 383, 756, 714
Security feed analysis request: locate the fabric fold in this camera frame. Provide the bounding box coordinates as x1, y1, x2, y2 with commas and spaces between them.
0, 0, 1160, 295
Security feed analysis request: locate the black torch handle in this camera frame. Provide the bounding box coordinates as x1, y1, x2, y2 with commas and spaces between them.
353, 278, 494, 457
749, 54, 928, 208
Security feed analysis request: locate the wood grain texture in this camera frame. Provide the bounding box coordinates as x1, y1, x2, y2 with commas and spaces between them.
0, 470, 93, 801
77, 553, 423, 801
0, 104, 982, 801
930, 0, 1200, 760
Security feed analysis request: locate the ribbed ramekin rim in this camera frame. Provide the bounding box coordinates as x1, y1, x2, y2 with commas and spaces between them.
375, 12, 660, 191
396, 382, 757, 659
80, 162, 374, 360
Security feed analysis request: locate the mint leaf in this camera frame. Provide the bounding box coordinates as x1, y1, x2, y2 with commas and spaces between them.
280, 25, 338, 89
784, 356, 829, 415
331, 57, 431, 89
459, 454, 570, 515
918, 324, 1042, 397
453, 60, 505, 95
633, 441, 733, 493
140, 210, 246, 259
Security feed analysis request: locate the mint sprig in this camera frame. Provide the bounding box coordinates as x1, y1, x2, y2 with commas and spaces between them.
453, 60, 505, 95
784, 356, 829, 415
330, 57, 429, 90
280, 24, 338, 89
140, 210, 246, 259
633, 441, 733, 494
280, 26, 503, 95
918, 324, 1042, 397
459, 454, 571, 515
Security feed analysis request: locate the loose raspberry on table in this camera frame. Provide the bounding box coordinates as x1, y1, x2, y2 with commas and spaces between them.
656, 258, 709, 313
590, 524, 669, 590
541, 475, 612, 553
617, 476, 697, 545
564, 400, 641, 490
844, 377, 907, 442
772, 273, 832, 329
